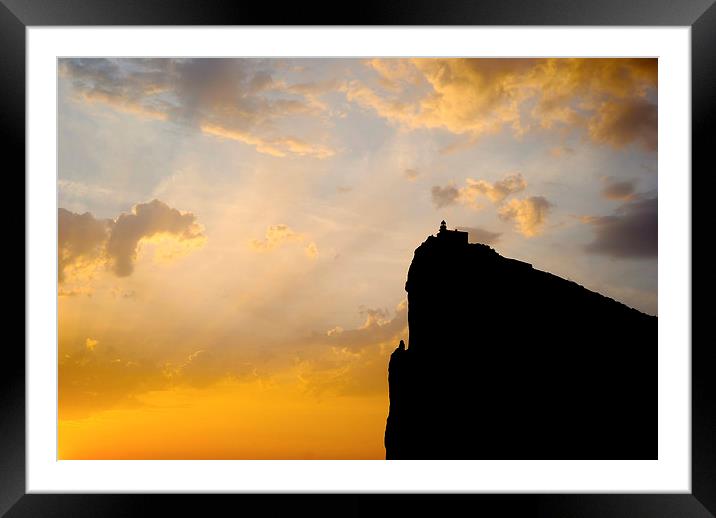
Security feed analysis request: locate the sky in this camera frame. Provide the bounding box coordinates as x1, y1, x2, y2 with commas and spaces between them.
57, 58, 657, 459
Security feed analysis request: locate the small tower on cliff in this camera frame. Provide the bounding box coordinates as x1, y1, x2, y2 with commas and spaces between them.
437, 220, 468, 244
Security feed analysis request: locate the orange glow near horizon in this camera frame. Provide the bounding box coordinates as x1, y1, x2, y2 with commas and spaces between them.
59, 378, 388, 460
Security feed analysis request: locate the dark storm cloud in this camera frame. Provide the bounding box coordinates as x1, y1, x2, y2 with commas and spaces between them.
584, 197, 657, 259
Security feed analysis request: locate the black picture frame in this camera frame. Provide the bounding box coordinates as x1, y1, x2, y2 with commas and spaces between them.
5, 1, 712, 516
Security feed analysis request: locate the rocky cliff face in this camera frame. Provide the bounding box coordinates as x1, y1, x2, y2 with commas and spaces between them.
384, 228, 657, 459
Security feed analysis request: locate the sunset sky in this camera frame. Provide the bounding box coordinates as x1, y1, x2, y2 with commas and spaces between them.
58, 58, 657, 459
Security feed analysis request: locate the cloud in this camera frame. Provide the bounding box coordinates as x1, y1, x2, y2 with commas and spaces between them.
431, 177, 550, 238
59, 342, 164, 419
583, 197, 657, 258
432, 173, 526, 210
431, 185, 460, 208
59, 339, 257, 419
365, 59, 426, 90
346, 58, 657, 151
304, 242, 319, 259
58, 200, 205, 283
58, 300, 401, 419
588, 97, 657, 151
60, 58, 336, 159
459, 226, 502, 245
346, 59, 538, 136
295, 344, 389, 398
333, 300, 407, 350
200, 124, 335, 159
460, 173, 527, 205
250, 224, 303, 250
77, 88, 169, 120
280, 78, 342, 97
549, 146, 574, 157
58, 179, 133, 209
58, 286, 94, 298
296, 300, 408, 396
250, 224, 319, 259
601, 178, 637, 201
498, 196, 553, 237
162, 349, 255, 388
344, 80, 416, 127
404, 168, 420, 180
107, 200, 205, 277
61, 58, 656, 161
58, 208, 111, 283
309, 300, 407, 352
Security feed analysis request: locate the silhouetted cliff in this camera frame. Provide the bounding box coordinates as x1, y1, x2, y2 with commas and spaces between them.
385, 223, 657, 459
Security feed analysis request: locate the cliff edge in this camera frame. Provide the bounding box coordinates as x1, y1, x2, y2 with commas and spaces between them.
384, 222, 657, 459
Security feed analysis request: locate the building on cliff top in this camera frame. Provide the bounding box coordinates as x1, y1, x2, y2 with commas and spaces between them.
437, 220, 468, 244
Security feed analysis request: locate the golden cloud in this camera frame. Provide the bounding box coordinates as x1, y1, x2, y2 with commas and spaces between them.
404, 168, 420, 180
250, 224, 319, 259
79, 89, 169, 121
431, 173, 527, 210
345, 80, 416, 126
200, 123, 335, 159
296, 300, 408, 396
498, 196, 553, 237
59, 339, 257, 419
310, 300, 407, 352
348, 58, 657, 150
460, 173, 527, 206
304, 242, 320, 259
588, 97, 657, 151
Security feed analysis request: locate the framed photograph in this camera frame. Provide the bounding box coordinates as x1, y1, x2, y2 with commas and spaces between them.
7, 0, 711, 515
